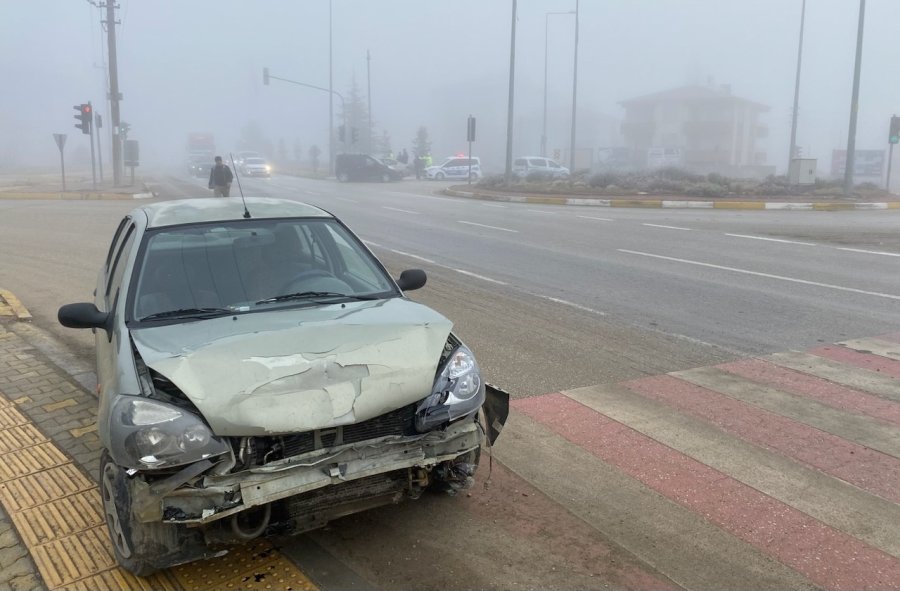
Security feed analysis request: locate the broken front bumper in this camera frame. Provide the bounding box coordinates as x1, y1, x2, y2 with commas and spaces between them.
138, 420, 482, 525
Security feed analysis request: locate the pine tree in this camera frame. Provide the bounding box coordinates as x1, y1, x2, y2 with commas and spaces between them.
412, 126, 431, 158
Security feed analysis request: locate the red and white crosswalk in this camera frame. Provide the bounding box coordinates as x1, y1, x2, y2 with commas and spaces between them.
493, 334, 900, 590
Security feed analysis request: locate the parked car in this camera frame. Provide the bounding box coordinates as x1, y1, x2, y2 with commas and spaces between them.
335, 153, 404, 182
426, 157, 481, 180
240, 157, 271, 177
512, 157, 570, 179
380, 157, 410, 177
57, 197, 509, 575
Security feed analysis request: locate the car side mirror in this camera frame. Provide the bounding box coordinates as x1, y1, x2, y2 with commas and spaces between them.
396, 269, 426, 291
58, 302, 112, 335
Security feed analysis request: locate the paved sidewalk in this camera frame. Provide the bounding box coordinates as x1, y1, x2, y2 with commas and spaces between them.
445, 185, 900, 211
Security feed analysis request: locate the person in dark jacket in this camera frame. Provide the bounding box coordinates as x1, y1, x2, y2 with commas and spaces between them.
208, 156, 233, 197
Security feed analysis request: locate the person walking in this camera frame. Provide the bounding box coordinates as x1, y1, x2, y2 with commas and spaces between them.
208, 156, 233, 197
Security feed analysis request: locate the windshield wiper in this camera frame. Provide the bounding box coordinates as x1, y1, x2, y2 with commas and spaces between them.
255, 291, 379, 305
139, 307, 234, 322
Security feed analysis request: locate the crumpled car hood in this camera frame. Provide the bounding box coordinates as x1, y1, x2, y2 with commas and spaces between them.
131, 298, 452, 436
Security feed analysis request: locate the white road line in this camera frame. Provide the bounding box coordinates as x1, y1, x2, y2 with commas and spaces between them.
725, 233, 816, 246
383, 206, 419, 214
577, 215, 614, 221
538, 295, 605, 315
363, 240, 381, 248
453, 269, 508, 285
527, 209, 556, 215
458, 221, 519, 233
643, 223, 692, 231
482, 203, 507, 208
334, 197, 359, 204
388, 248, 436, 264
619, 249, 900, 301
837, 247, 900, 258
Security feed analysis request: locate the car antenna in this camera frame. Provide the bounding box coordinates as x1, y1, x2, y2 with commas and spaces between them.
229, 153, 251, 218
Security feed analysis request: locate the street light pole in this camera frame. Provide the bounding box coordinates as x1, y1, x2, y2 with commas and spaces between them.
788, 0, 806, 177
542, 10, 575, 158
568, 0, 580, 171
504, 0, 518, 183
844, 0, 866, 197
329, 0, 334, 176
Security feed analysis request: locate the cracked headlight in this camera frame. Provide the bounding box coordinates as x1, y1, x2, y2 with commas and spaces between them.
415, 345, 485, 432
109, 396, 229, 470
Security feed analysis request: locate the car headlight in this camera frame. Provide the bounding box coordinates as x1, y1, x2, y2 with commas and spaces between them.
265, 165, 271, 172
415, 345, 485, 432
109, 396, 229, 470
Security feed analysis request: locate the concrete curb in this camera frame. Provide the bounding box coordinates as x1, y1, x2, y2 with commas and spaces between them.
0, 289, 32, 321
0, 191, 148, 201
443, 188, 900, 212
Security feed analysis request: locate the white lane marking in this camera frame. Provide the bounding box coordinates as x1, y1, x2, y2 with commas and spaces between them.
335, 197, 359, 204
458, 221, 519, 233
643, 223, 692, 231
387, 248, 436, 264
539, 295, 605, 315
725, 233, 816, 246
837, 247, 900, 258
527, 209, 556, 215
619, 249, 900, 301
363, 240, 381, 248
577, 215, 614, 221
304, 190, 320, 195
383, 206, 419, 214
453, 269, 508, 285
482, 203, 506, 208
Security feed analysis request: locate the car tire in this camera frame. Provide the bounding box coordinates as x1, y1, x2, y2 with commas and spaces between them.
436, 172, 445, 180
469, 172, 480, 181
337, 172, 349, 182
382, 172, 391, 183
100, 450, 191, 576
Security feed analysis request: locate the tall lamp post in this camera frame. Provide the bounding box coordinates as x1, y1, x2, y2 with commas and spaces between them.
568, 0, 580, 170
844, 0, 866, 196
788, 0, 806, 178
263, 68, 346, 156
541, 10, 575, 158
504, 0, 518, 183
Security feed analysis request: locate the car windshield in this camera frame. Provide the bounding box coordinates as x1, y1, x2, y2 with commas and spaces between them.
245, 158, 266, 165
130, 218, 397, 323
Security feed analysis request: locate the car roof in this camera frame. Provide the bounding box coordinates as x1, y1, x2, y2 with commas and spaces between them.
137, 197, 332, 229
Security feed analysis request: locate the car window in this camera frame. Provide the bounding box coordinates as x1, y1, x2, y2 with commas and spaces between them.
104, 217, 129, 270
130, 219, 396, 321
245, 158, 265, 165
549, 160, 561, 168
107, 224, 136, 299
445, 159, 464, 168
514, 158, 526, 166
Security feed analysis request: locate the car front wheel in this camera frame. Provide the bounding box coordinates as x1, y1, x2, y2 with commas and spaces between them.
382, 172, 391, 182
435, 172, 445, 180
100, 450, 193, 576
337, 172, 349, 182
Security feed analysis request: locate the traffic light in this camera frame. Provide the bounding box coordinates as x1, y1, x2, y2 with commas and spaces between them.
890, 115, 900, 145
73, 103, 92, 135
338, 125, 346, 142
351, 127, 359, 143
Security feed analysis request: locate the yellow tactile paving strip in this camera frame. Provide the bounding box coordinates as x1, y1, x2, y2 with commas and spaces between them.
0, 389, 319, 590
0, 288, 33, 320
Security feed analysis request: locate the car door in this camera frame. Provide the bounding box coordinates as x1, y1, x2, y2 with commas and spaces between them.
95, 218, 137, 402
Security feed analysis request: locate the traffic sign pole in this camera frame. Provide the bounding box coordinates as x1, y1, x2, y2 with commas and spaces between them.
53, 134, 67, 192
888, 143, 895, 194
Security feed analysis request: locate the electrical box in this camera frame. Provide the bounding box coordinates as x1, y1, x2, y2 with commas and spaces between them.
789, 158, 816, 185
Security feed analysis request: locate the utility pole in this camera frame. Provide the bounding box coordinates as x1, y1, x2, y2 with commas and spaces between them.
367, 50, 373, 155
541, 11, 575, 158
788, 0, 806, 178
329, 0, 334, 176
95, 114, 104, 182
103, 1, 123, 187
568, 0, 580, 171
844, 0, 866, 197
504, 0, 517, 183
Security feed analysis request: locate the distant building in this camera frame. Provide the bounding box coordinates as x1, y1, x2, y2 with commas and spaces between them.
619, 84, 773, 177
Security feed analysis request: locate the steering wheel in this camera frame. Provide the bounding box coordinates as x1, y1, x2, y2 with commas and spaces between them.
277, 269, 337, 294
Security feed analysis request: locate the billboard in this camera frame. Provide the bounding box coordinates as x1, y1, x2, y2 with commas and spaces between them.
830, 149, 884, 178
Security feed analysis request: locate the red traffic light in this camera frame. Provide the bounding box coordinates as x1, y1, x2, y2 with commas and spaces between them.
83, 105, 92, 114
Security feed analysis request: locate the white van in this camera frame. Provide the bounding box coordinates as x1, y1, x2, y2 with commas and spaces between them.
512, 157, 570, 179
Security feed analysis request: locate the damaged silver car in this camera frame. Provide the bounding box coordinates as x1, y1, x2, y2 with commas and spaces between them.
58, 197, 508, 575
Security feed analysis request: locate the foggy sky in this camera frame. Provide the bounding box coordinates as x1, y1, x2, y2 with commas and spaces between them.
3, 0, 899, 174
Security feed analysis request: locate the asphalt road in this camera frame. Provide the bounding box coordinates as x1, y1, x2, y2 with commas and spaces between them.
1, 172, 899, 589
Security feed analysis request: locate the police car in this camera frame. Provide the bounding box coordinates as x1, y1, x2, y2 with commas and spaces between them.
425, 156, 481, 180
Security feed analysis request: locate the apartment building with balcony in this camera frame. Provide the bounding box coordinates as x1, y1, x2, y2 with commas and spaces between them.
619, 85, 773, 177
